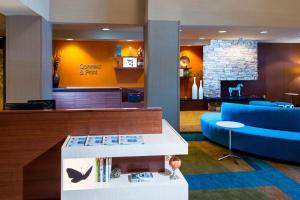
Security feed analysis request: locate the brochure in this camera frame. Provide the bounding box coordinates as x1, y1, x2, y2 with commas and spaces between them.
129, 172, 153, 183
96, 157, 112, 182
86, 136, 103, 146
103, 135, 119, 145
67, 136, 87, 147
120, 135, 144, 145
67, 135, 144, 147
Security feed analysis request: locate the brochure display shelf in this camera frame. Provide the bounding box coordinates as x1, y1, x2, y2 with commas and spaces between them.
61, 119, 188, 200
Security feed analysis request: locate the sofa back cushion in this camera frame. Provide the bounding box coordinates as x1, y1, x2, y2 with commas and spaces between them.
249, 101, 278, 107
221, 103, 300, 132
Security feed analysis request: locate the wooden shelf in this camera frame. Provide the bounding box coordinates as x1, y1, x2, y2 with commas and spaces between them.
180, 67, 191, 70
114, 67, 144, 70
113, 56, 144, 59
180, 76, 191, 79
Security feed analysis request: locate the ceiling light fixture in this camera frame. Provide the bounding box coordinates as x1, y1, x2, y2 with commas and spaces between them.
66, 38, 74, 41
102, 28, 111, 31
260, 31, 268, 34
179, 29, 183, 32
127, 40, 133, 42
199, 37, 206, 40
218, 30, 227, 33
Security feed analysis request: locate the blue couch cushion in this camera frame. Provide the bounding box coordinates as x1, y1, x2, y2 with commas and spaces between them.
249, 100, 294, 108
221, 103, 300, 132
249, 101, 278, 107
274, 101, 294, 108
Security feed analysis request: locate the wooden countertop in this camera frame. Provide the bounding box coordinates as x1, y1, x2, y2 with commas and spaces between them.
53, 87, 122, 92
0, 107, 160, 114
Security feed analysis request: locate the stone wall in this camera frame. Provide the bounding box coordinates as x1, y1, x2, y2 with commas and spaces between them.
203, 39, 258, 97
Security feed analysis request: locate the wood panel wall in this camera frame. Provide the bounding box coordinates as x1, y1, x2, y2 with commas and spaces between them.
0, 108, 162, 200
258, 43, 300, 106
53, 88, 122, 109
0, 37, 4, 110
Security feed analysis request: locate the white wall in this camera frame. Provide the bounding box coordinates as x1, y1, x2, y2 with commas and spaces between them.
6, 16, 52, 103
50, 0, 145, 24
147, 0, 300, 27
20, 0, 50, 20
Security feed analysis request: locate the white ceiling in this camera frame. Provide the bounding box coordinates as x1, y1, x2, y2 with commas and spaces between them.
53, 24, 300, 44
53, 24, 143, 41
180, 26, 300, 44
53, 24, 143, 32
0, 0, 36, 16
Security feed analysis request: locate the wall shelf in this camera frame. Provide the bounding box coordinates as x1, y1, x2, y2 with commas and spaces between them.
114, 67, 144, 70
180, 76, 191, 79
113, 56, 144, 59
180, 67, 192, 70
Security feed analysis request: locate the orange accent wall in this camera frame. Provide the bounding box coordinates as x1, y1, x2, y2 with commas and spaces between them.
180, 46, 203, 98
53, 40, 144, 88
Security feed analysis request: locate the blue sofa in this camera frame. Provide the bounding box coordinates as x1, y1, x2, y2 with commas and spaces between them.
249, 100, 294, 108
201, 103, 300, 163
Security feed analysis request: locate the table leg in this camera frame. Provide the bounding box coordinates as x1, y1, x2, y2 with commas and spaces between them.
229, 129, 232, 152
218, 129, 242, 161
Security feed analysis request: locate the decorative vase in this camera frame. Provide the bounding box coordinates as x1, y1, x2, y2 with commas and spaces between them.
116, 45, 122, 57
192, 76, 198, 99
198, 80, 203, 100
169, 156, 181, 180
53, 61, 60, 88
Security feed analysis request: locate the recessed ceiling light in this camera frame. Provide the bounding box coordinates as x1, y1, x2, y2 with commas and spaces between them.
102, 28, 111, 31
199, 37, 206, 40
260, 31, 268, 34
127, 40, 133, 42
218, 30, 227, 33
66, 38, 74, 41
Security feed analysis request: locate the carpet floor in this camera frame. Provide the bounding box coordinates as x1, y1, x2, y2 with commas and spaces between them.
180, 134, 300, 200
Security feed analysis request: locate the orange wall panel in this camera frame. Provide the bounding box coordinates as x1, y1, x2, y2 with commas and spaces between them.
180, 46, 203, 99
53, 40, 144, 88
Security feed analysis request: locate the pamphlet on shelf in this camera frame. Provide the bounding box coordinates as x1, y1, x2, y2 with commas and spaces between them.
96, 157, 112, 182
120, 135, 144, 145
103, 135, 119, 145
67, 136, 87, 147
129, 172, 154, 183
86, 136, 103, 146
66, 134, 145, 147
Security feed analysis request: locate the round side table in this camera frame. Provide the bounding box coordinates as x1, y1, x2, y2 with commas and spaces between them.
216, 121, 245, 161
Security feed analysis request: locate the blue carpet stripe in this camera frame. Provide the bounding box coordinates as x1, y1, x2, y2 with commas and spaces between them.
181, 133, 205, 141
185, 156, 300, 199
186, 171, 272, 190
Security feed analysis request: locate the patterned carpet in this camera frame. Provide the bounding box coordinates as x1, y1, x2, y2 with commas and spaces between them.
180, 134, 300, 200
